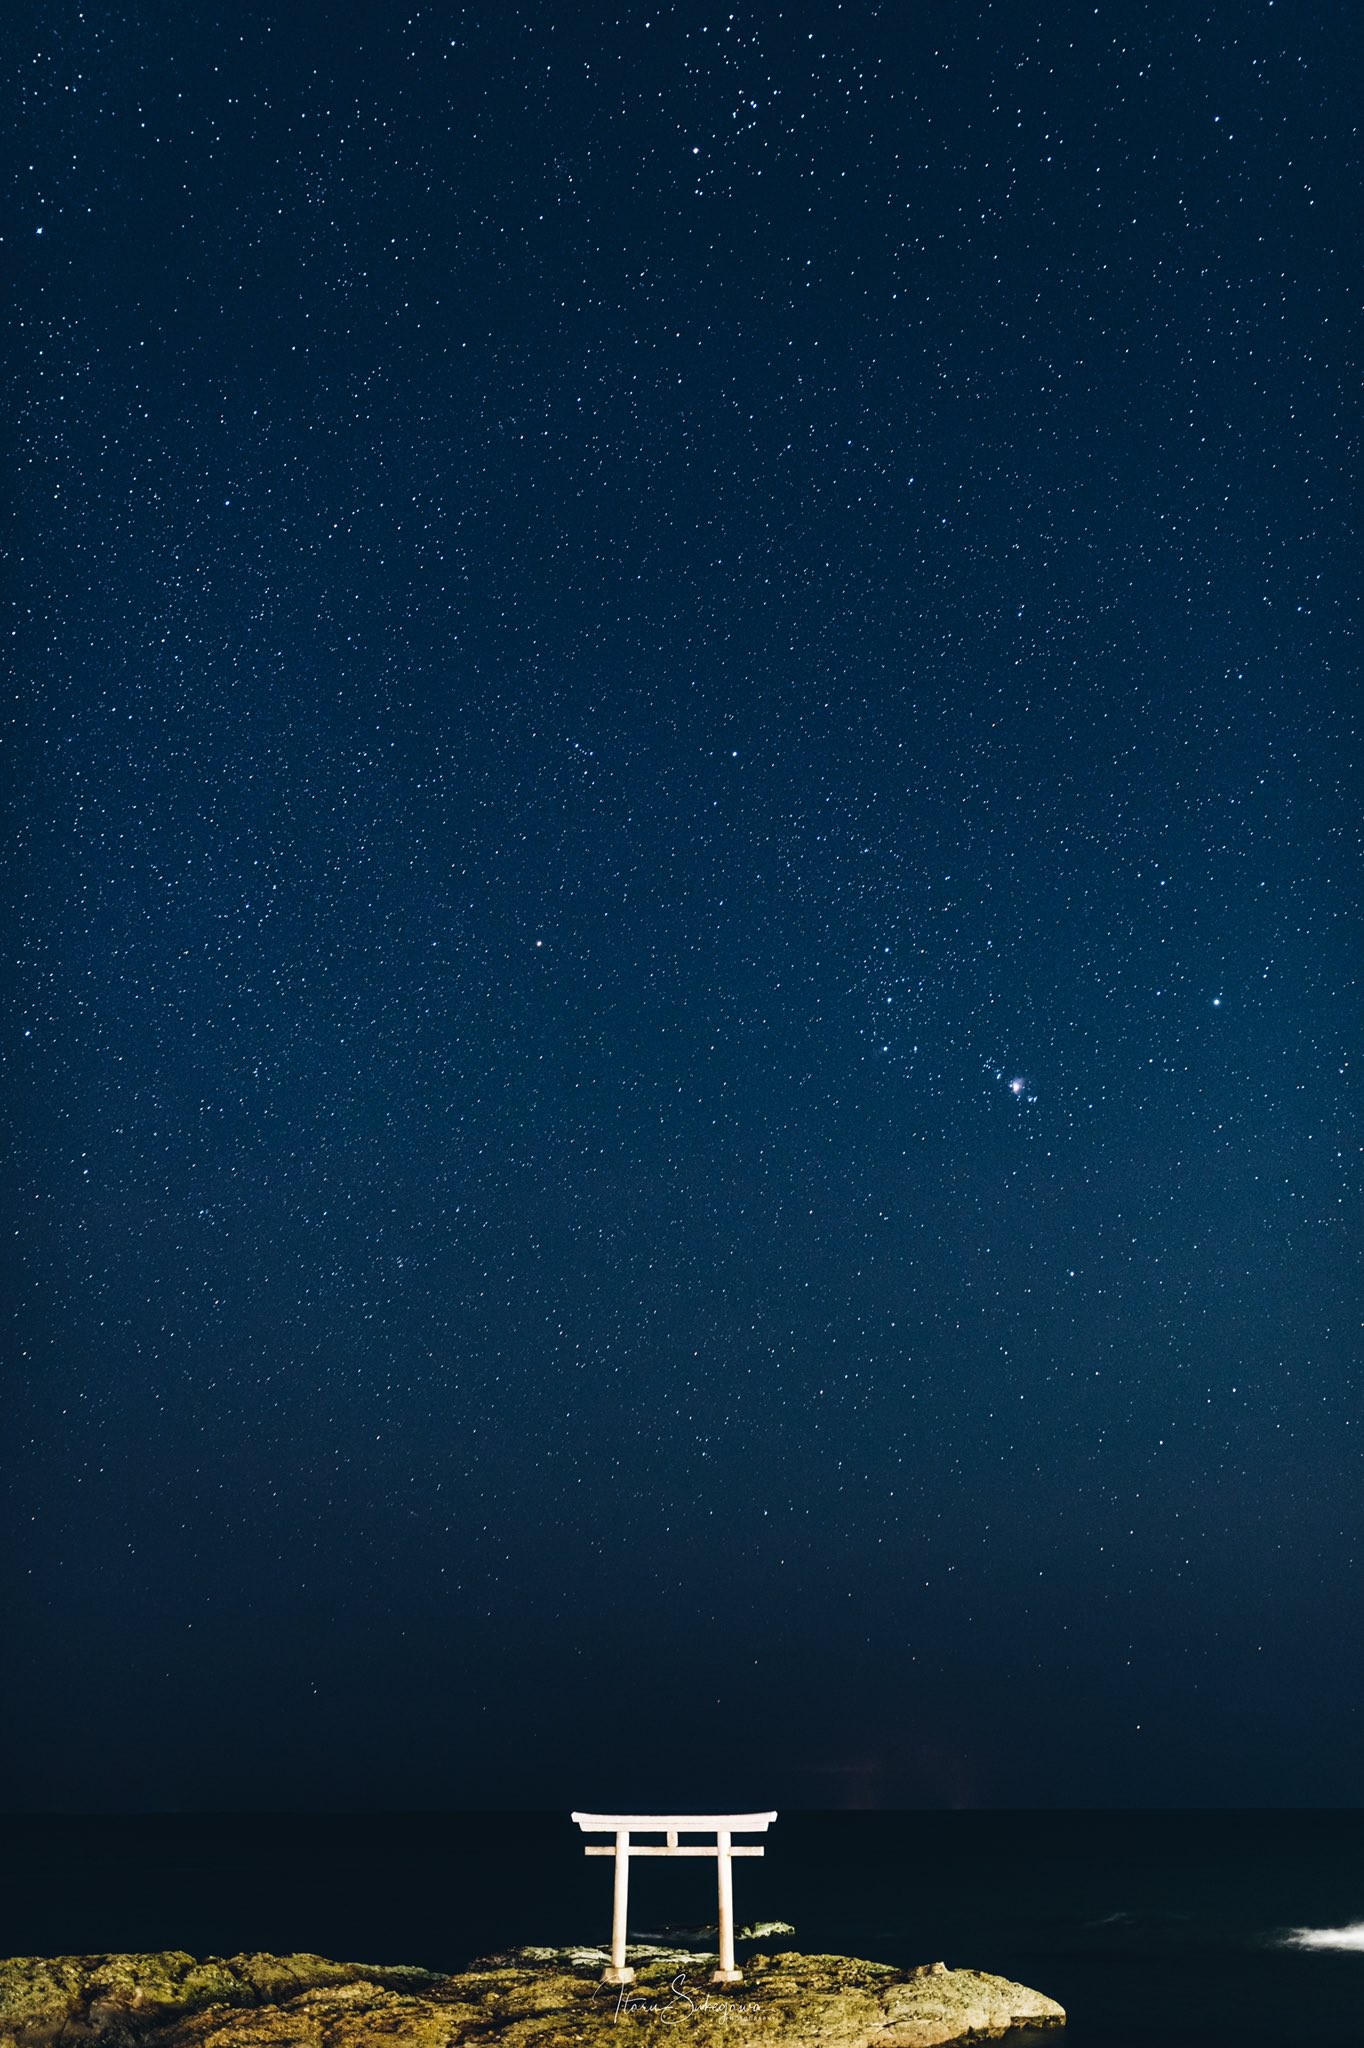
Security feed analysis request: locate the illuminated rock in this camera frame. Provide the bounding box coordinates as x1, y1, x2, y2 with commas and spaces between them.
0, 1949, 1064, 2048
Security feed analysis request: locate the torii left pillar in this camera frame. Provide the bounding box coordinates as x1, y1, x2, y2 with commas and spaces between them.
571, 1811, 778, 1985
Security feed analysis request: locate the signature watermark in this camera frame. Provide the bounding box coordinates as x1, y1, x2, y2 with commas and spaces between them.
594, 1971, 764, 2023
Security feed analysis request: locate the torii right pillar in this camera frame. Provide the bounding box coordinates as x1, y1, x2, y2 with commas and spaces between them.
713, 1826, 738, 1981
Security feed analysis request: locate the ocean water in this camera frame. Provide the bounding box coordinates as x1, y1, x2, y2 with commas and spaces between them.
3, 1811, 1362, 2047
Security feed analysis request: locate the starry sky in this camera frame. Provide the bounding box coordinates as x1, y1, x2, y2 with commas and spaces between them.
5, 0, 1360, 1813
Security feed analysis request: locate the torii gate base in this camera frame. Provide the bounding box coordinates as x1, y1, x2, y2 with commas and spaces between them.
571, 1811, 778, 1985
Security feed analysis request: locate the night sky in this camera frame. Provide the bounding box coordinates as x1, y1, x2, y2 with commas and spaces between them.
5, 0, 1360, 1815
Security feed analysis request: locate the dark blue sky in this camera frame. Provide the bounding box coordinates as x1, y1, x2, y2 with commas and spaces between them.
5, 0, 1359, 1810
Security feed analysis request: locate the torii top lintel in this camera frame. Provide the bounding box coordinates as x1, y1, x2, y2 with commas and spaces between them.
571, 1812, 777, 1832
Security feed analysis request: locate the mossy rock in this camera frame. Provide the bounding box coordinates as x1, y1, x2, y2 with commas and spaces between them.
1, 1949, 1064, 2048
0, 1953, 442, 2048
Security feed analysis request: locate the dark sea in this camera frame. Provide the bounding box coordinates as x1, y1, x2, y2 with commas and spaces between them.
3, 1812, 1362, 2047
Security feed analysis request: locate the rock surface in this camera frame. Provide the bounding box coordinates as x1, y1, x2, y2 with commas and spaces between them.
0, 1949, 1064, 2048
0, 1955, 443, 2048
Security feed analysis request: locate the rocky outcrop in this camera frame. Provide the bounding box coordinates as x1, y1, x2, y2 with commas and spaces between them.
0, 1954, 443, 2048
629, 1924, 796, 1945
0, 1948, 1064, 2048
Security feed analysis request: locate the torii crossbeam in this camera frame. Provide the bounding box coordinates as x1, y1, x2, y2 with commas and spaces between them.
570, 1811, 778, 1985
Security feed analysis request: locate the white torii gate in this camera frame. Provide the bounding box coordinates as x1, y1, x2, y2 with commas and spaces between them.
571, 1811, 778, 1986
